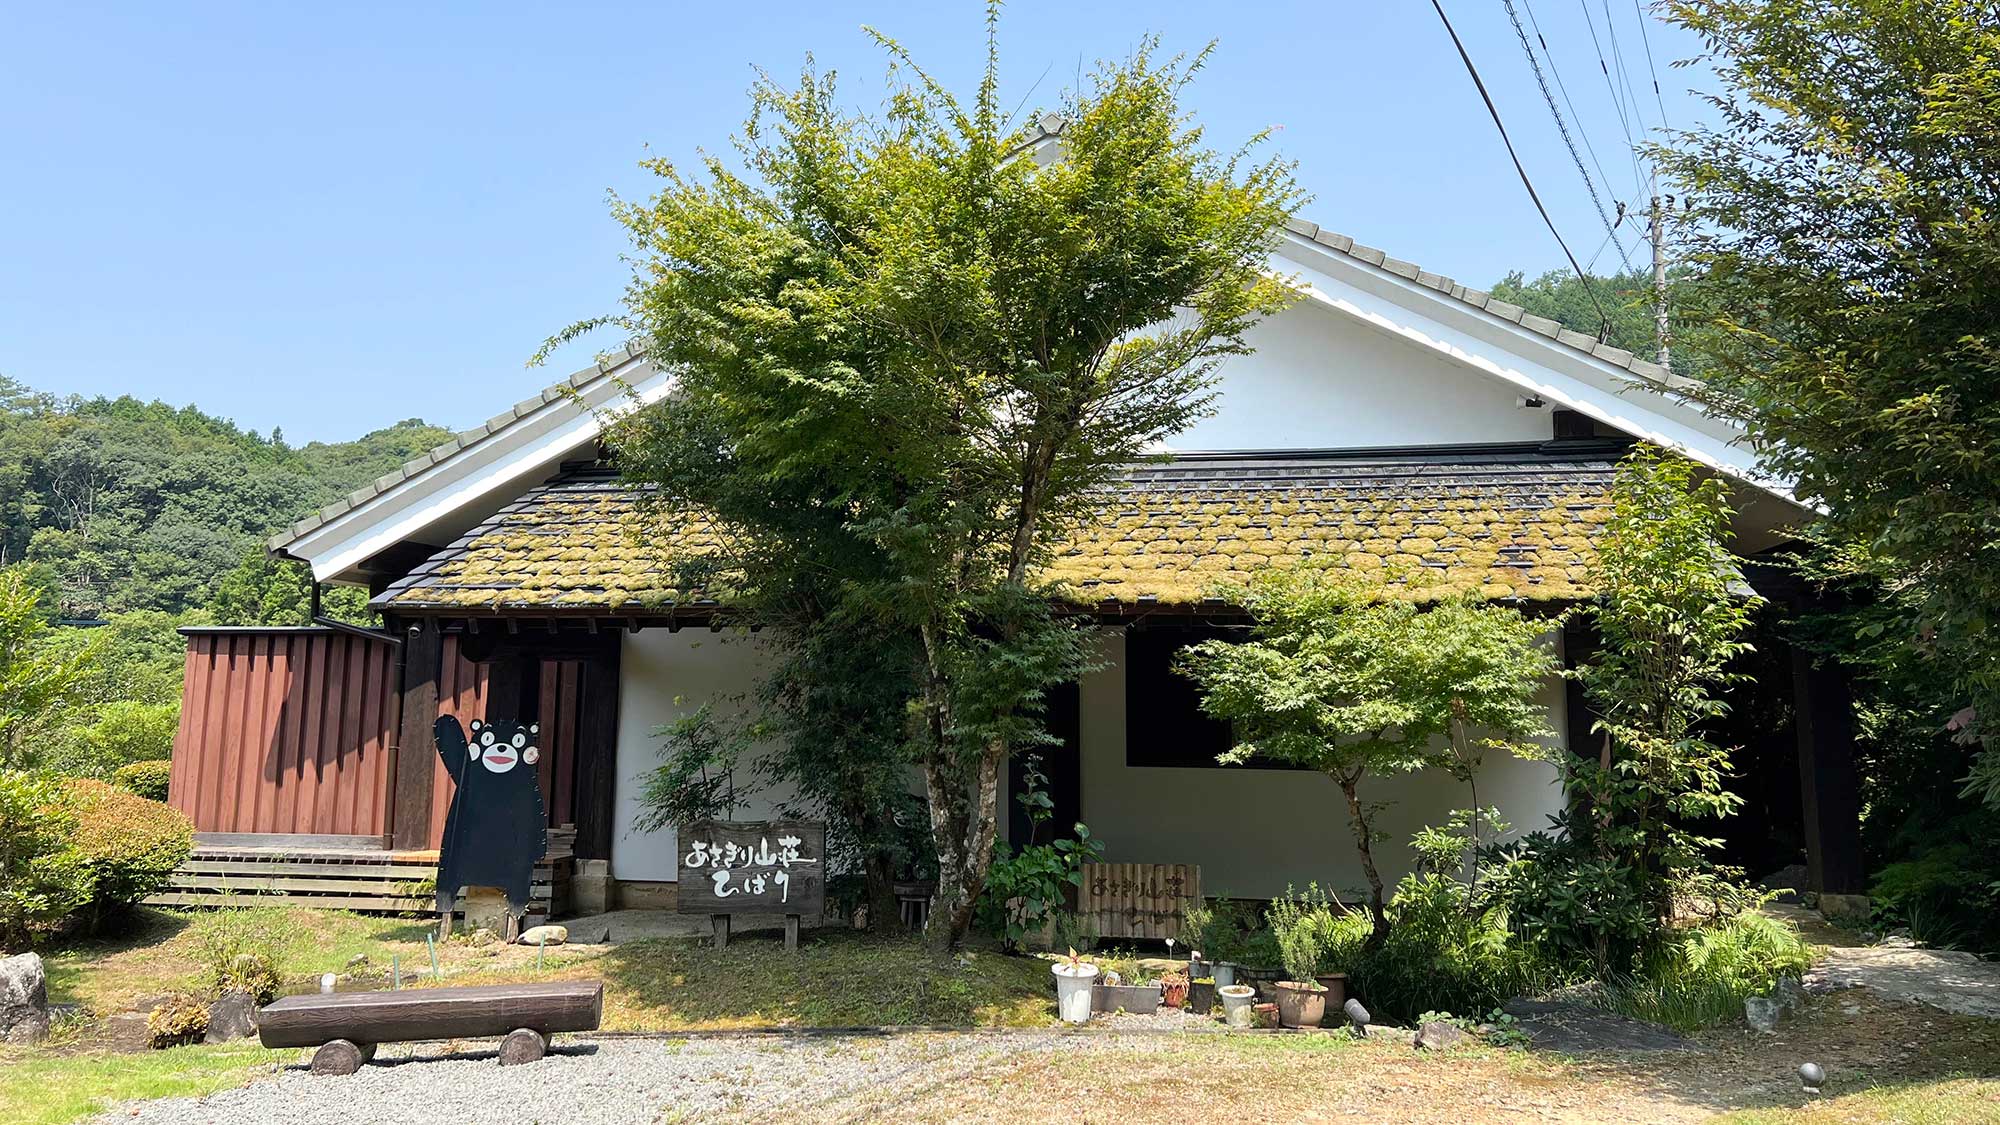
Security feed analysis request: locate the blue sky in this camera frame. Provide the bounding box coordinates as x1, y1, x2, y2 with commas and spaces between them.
0, 1, 1712, 444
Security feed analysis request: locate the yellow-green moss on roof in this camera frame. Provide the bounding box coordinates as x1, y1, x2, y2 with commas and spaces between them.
372, 450, 1619, 613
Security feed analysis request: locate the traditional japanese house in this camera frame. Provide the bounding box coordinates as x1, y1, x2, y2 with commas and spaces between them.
162, 213, 1860, 918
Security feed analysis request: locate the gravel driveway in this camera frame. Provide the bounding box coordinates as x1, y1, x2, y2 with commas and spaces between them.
93, 1032, 1074, 1125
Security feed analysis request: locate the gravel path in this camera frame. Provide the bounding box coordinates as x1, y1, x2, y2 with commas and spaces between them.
92, 1032, 1073, 1125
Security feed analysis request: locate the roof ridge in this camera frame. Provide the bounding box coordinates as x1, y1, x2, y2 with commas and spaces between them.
270, 340, 647, 550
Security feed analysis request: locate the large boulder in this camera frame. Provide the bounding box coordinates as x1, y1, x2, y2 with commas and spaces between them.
0, 952, 50, 1045
203, 989, 259, 1043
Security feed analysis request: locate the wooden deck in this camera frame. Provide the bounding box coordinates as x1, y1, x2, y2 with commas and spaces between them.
147, 833, 572, 922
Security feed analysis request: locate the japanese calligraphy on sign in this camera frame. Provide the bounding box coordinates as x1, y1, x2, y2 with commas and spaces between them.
675, 820, 826, 917
1077, 862, 1200, 940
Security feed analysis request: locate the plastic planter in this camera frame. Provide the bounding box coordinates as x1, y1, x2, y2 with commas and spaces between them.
1219, 984, 1257, 1028
1052, 962, 1099, 1024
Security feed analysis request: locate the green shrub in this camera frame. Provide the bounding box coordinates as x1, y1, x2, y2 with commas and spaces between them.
0, 769, 94, 948
1869, 843, 2000, 951
1180, 896, 1281, 969
184, 904, 291, 1002
1352, 873, 1549, 1022
1603, 911, 1817, 1032
112, 759, 174, 801
145, 993, 210, 1049
1266, 884, 1365, 981
976, 824, 1104, 951
63, 778, 193, 931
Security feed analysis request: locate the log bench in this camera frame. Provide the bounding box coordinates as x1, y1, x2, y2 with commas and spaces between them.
258, 980, 603, 1074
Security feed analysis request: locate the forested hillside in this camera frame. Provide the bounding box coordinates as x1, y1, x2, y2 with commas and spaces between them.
0, 376, 449, 776
0, 376, 450, 618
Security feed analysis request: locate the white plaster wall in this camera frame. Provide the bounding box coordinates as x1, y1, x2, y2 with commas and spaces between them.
1175, 300, 1553, 452
1075, 630, 1568, 901
611, 629, 798, 882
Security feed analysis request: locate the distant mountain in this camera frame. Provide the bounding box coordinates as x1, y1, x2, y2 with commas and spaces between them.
0, 375, 452, 616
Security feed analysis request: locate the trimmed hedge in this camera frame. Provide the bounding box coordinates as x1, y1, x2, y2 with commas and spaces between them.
112, 759, 173, 801
62, 778, 195, 933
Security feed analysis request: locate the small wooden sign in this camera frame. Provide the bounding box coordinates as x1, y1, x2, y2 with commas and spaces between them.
1078, 862, 1200, 941
675, 820, 826, 919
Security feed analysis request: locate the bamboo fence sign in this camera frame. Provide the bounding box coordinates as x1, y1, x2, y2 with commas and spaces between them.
1078, 862, 1200, 940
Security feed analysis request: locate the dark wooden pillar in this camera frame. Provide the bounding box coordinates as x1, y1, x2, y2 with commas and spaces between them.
1792, 648, 1866, 894
390, 617, 443, 851
483, 654, 535, 725
572, 647, 622, 861
1560, 617, 1601, 760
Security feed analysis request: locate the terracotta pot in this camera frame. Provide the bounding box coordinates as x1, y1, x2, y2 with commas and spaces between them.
1161, 978, 1189, 1009
1252, 1002, 1280, 1029
1313, 973, 1349, 1013
1273, 980, 1327, 1029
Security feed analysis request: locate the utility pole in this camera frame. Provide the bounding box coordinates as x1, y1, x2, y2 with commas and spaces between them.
1649, 195, 1670, 369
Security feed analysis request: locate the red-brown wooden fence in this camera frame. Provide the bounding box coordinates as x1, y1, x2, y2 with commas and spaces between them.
170, 628, 585, 843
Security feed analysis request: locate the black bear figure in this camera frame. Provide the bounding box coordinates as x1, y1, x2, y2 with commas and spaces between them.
433, 715, 548, 916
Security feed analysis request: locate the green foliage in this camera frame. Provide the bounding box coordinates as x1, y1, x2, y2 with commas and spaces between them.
0, 566, 97, 768
1496, 450, 1758, 975
591, 18, 1299, 950
112, 759, 174, 801
977, 823, 1104, 951
1488, 267, 1687, 370
144, 994, 210, 1049
207, 549, 372, 627
1870, 844, 2000, 951
633, 702, 751, 832
1265, 884, 1365, 981
1655, 1, 2000, 803
1603, 912, 1815, 1033
184, 906, 289, 1003
0, 769, 93, 949
62, 778, 194, 931
1179, 896, 1282, 970
1178, 572, 1555, 941
1351, 872, 1547, 1023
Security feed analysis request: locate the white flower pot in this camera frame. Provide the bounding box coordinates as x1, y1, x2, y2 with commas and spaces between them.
1052, 962, 1099, 1024
1219, 984, 1258, 1029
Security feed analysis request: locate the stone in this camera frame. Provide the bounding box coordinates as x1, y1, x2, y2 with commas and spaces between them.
345, 953, 370, 968
467, 927, 500, 947
573, 858, 612, 916
204, 989, 259, 1043
0, 952, 50, 1045
518, 924, 569, 946
1500, 998, 1698, 1053
1414, 1020, 1471, 1051
1745, 995, 1782, 1033
1819, 893, 1873, 925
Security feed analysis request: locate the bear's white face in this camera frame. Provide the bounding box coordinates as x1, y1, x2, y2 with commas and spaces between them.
468, 720, 540, 774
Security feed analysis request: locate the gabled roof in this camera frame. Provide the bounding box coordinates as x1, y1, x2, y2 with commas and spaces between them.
275, 212, 1793, 584
374, 443, 1621, 613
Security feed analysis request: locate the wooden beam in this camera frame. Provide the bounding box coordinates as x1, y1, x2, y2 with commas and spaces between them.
389, 618, 442, 851
572, 651, 621, 861
257, 981, 603, 1048
1793, 648, 1866, 895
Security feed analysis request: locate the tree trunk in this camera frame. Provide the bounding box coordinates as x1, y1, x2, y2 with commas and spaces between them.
1336, 774, 1390, 946
922, 741, 1004, 952
862, 846, 902, 935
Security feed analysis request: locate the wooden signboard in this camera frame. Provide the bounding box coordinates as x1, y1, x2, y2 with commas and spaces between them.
1078, 862, 1200, 941
676, 820, 825, 951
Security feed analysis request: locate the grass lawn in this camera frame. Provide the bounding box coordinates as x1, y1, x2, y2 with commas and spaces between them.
0, 1043, 288, 1125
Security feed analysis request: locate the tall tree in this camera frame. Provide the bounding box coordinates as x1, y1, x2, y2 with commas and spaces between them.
575, 21, 1299, 948
0, 567, 96, 768
1654, 1, 2000, 802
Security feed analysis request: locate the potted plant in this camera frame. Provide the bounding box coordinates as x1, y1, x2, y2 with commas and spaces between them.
1052, 947, 1099, 1025
1160, 969, 1189, 1009
1270, 888, 1333, 1028
1188, 976, 1216, 1013
1219, 984, 1258, 1028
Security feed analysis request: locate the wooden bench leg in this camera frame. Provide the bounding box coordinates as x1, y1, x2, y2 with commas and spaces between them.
499, 1027, 547, 1066
310, 1039, 369, 1076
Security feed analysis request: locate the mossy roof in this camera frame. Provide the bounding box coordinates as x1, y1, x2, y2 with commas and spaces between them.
372, 447, 1620, 613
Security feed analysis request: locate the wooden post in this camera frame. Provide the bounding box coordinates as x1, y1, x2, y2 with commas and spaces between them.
784, 914, 800, 953
711, 914, 730, 949
390, 618, 443, 852
1560, 617, 1600, 759
1793, 648, 1865, 895
572, 650, 621, 861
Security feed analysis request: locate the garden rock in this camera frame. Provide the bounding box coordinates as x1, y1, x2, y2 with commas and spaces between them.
1500, 998, 1698, 1053
518, 924, 569, 946
1744, 995, 1781, 1033
204, 989, 259, 1042
1414, 1020, 1470, 1051
0, 952, 49, 1045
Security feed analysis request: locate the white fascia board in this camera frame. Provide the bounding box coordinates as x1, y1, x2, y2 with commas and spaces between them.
287, 358, 671, 582
1271, 235, 1800, 504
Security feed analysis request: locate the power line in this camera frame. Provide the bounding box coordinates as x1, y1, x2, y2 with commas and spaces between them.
1600, 0, 1654, 142
1575, 0, 1650, 198
1502, 0, 1634, 271
1519, 0, 1630, 226
1629, 0, 1672, 129
1425, 0, 1614, 338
